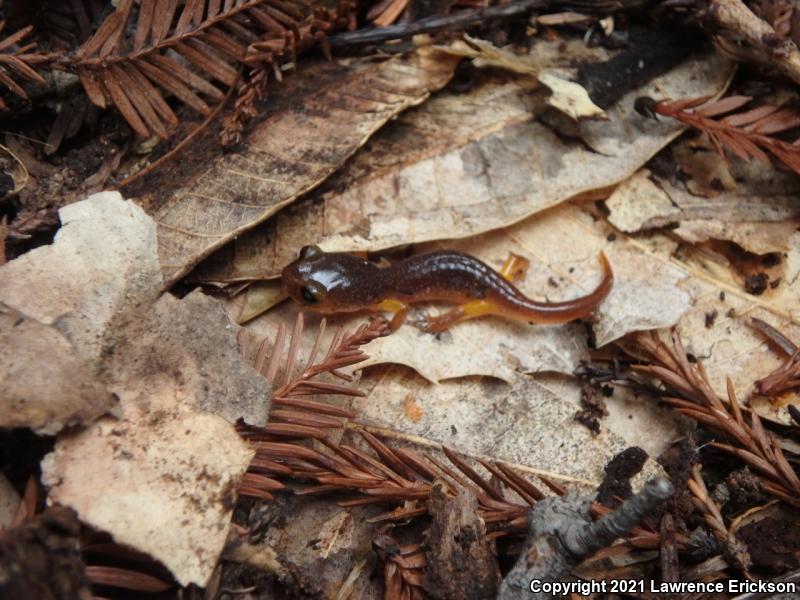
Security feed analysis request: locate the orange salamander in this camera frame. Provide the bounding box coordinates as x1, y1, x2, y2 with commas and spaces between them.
281, 245, 613, 332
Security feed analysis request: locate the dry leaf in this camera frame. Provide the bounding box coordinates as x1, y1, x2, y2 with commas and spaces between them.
607, 152, 800, 255
193, 50, 733, 284
610, 218, 800, 425
0, 191, 268, 426
234, 280, 286, 324
440, 35, 543, 75
674, 220, 800, 255
0, 191, 267, 585
0, 302, 114, 434
148, 48, 460, 287
41, 286, 261, 587
538, 70, 607, 120
0, 191, 161, 362
352, 368, 672, 484
42, 408, 253, 586
439, 35, 607, 77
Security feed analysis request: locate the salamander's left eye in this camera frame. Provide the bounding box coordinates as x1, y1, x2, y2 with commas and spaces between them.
299, 245, 322, 260
299, 281, 326, 305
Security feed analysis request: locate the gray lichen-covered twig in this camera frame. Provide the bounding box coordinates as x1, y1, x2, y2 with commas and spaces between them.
498, 478, 674, 600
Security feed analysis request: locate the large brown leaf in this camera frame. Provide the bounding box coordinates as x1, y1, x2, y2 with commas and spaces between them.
147, 49, 459, 287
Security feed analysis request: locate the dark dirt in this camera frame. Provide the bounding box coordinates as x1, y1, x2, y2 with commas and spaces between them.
2, 116, 128, 260
738, 508, 800, 573
658, 435, 698, 528
745, 272, 770, 295
713, 467, 766, 516
575, 384, 610, 435
595, 446, 647, 507
0, 506, 92, 600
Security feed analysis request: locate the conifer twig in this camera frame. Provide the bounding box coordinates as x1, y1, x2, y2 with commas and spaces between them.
69, 0, 349, 139
373, 535, 427, 600
748, 317, 800, 396
636, 94, 800, 175
620, 330, 800, 506
688, 464, 751, 572
0, 21, 55, 111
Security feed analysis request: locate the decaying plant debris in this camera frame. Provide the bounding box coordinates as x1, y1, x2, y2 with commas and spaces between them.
3, 0, 800, 598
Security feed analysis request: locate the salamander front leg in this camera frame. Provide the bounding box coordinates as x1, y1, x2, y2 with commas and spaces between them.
423, 253, 529, 333
372, 299, 409, 331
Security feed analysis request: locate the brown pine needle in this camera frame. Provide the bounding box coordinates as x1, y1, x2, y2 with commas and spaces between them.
70, 0, 350, 139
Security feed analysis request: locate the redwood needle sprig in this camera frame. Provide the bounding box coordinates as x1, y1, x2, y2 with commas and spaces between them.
635, 95, 800, 175
621, 330, 800, 506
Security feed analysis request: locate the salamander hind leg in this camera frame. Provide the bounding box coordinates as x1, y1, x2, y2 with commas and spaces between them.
423, 299, 498, 333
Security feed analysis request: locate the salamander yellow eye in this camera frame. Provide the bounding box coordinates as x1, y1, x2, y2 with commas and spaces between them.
299, 245, 322, 260
299, 281, 326, 305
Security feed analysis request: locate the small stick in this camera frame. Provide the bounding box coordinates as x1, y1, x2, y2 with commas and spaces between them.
328, 0, 551, 48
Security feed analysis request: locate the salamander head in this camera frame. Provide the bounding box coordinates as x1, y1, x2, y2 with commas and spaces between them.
281, 245, 381, 313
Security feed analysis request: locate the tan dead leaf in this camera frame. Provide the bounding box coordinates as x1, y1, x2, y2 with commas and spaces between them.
41, 285, 261, 586
442, 35, 540, 73
234, 280, 286, 325
42, 407, 253, 587
147, 48, 459, 287
606, 170, 682, 232
608, 217, 800, 425
675, 220, 800, 255
0, 191, 268, 426
0, 192, 161, 432
0, 302, 114, 434
538, 70, 607, 120
608, 153, 800, 255
439, 35, 606, 77
0, 191, 266, 584
352, 369, 672, 484
193, 50, 733, 285
673, 136, 738, 197
559, 190, 800, 427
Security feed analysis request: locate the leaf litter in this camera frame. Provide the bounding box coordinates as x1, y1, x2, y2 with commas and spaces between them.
6, 2, 800, 595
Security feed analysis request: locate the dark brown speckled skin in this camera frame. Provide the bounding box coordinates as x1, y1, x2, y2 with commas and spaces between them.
281, 247, 613, 324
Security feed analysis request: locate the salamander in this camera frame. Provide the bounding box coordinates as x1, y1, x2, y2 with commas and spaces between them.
281, 245, 613, 332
